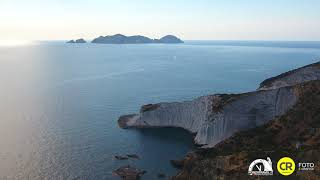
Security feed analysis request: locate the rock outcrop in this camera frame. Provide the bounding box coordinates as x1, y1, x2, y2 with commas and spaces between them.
118, 61, 320, 148
91, 34, 183, 44
67, 40, 75, 43
119, 87, 297, 147
258, 61, 320, 90
113, 165, 146, 180
67, 38, 86, 43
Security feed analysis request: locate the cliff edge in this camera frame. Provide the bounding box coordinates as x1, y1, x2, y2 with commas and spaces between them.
258, 61, 320, 90
117, 61, 320, 179
118, 61, 320, 147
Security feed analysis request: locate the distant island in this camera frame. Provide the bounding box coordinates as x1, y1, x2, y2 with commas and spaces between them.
67, 38, 86, 43
91, 34, 183, 44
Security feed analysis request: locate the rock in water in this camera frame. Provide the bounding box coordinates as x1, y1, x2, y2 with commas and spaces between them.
113, 165, 146, 180
114, 155, 129, 160
67, 38, 86, 43
75, 38, 86, 43
170, 159, 185, 168
157, 172, 166, 178
118, 114, 139, 129
127, 154, 140, 159
66, 40, 75, 43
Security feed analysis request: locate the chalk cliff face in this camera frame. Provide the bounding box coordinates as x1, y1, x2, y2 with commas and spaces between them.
173, 80, 320, 179
119, 87, 297, 147
118, 61, 320, 147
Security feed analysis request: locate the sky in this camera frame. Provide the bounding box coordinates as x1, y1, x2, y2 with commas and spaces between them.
0, 0, 319, 41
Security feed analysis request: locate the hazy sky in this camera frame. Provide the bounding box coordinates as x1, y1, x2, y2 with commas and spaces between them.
0, 0, 319, 41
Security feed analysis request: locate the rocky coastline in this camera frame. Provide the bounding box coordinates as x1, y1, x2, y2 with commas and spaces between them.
172, 79, 320, 179
117, 61, 320, 179
119, 62, 320, 148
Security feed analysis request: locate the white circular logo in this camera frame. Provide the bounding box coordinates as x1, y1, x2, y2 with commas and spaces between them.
248, 157, 273, 176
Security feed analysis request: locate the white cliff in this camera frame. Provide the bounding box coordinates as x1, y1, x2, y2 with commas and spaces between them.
118, 61, 320, 147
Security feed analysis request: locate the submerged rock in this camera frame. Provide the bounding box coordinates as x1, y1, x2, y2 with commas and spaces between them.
113, 165, 146, 180
114, 154, 140, 160
127, 154, 140, 159
170, 159, 185, 169
157, 172, 166, 178
114, 155, 129, 160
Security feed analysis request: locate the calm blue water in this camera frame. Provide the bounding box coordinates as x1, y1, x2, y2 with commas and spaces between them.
0, 41, 320, 179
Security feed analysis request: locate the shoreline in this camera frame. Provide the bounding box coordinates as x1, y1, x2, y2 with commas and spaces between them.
117, 61, 320, 179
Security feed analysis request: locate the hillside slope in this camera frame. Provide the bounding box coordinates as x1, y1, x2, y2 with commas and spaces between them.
173, 80, 320, 179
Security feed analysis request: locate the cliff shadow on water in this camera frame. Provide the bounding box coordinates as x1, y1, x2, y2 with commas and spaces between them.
136, 127, 196, 143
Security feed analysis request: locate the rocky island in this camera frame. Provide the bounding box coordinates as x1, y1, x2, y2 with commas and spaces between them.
67, 38, 86, 43
91, 34, 183, 44
118, 61, 320, 179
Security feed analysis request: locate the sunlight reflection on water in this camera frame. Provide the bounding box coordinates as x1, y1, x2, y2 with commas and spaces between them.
0, 40, 35, 47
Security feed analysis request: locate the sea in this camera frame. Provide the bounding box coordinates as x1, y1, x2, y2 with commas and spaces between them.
0, 40, 320, 179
